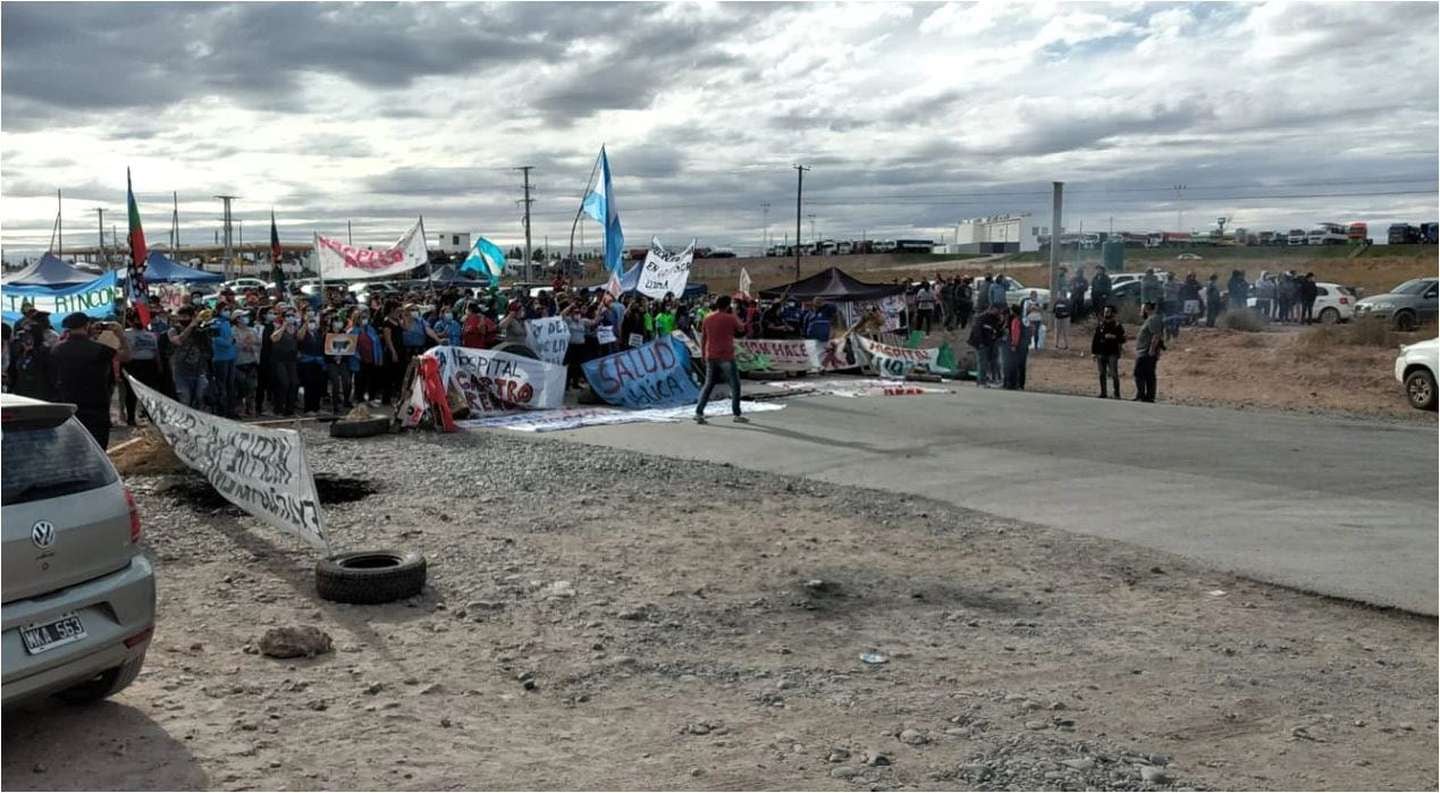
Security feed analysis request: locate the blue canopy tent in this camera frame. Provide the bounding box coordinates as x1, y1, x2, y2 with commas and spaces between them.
1, 253, 96, 287
131, 251, 223, 284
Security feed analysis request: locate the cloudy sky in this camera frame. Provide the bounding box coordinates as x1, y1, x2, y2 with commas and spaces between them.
2, 1, 1437, 262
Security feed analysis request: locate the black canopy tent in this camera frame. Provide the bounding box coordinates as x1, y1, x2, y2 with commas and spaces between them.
758, 266, 905, 301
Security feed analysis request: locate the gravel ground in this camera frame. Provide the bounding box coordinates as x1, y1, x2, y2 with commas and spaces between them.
3, 425, 1436, 791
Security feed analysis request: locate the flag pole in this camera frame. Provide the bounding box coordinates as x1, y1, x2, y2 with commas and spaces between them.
419, 215, 435, 304
314, 231, 324, 301
568, 148, 603, 260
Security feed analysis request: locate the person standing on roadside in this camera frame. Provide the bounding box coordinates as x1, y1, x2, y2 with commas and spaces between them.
1205, 275, 1222, 327
1091, 265, 1112, 318
269, 309, 301, 416
1133, 302, 1164, 403
52, 313, 129, 448
121, 309, 163, 426
988, 276, 1007, 311
1140, 268, 1163, 308
955, 277, 973, 329
1299, 272, 1319, 324
1091, 304, 1125, 399
1051, 291, 1072, 350
1227, 270, 1249, 316
976, 275, 992, 314
694, 294, 749, 424
167, 305, 212, 409
1069, 266, 1088, 322
233, 310, 260, 418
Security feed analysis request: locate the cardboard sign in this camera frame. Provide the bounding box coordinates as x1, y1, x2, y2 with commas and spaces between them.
597, 325, 617, 345
636, 238, 695, 299
126, 376, 328, 550
324, 333, 356, 356
582, 336, 700, 409
525, 317, 570, 365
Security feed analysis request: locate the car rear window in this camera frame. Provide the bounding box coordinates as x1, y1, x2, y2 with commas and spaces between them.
1, 418, 118, 506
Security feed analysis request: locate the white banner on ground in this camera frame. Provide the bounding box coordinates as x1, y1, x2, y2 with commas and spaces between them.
733, 338, 821, 372
126, 376, 328, 550
315, 219, 428, 280
456, 401, 785, 433
853, 335, 953, 378
637, 237, 695, 299
525, 317, 570, 365
427, 344, 567, 413
763, 378, 951, 399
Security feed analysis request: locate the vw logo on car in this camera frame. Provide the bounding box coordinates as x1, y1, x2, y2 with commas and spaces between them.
31, 520, 56, 549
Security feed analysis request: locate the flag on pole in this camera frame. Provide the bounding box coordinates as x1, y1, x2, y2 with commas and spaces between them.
269, 210, 286, 296
125, 169, 151, 326
581, 146, 624, 275
459, 236, 507, 286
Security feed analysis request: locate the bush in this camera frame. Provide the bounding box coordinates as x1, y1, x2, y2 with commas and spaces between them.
1218, 310, 1265, 332
1297, 318, 1397, 351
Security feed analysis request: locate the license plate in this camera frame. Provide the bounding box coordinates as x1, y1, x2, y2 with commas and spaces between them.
20, 612, 87, 655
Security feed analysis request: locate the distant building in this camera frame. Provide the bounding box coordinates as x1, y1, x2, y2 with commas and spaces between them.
435, 232, 471, 254
953, 214, 1040, 254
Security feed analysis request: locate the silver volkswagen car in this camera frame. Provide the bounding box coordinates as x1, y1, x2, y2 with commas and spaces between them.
2, 394, 155, 707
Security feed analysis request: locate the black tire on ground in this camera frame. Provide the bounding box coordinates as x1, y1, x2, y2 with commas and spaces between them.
1394, 310, 1418, 331
1405, 369, 1437, 411
576, 386, 605, 405
316, 550, 427, 604
55, 653, 146, 704
329, 417, 392, 438
1319, 307, 1340, 325
492, 342, 538, 359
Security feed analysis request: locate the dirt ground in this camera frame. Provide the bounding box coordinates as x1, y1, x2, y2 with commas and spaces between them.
3, 427, 1435, 791
923, 318, 1433, 423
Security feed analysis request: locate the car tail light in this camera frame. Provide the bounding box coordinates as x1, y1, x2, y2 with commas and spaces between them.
124, 488, 142, 544
123, 625, 154, 648
1339, 297, 1349, 304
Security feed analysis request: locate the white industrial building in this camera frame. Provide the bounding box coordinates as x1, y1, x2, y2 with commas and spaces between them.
953, 214, 1042, 254
434, 231, 471, 254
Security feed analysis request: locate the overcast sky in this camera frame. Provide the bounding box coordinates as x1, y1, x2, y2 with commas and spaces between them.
2, 1, 1437, 261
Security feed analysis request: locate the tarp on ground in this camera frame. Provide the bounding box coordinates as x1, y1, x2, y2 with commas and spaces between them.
133, 251, 223, 283
1, 253, 98, 287
758, 266, 906, 301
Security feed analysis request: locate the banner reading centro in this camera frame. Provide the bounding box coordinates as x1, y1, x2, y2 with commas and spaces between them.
126, 375, 328, 550
2, 271, 119, 328
314, 219, 428, 280
582, 336, 700, 408
421, 345, 568, 419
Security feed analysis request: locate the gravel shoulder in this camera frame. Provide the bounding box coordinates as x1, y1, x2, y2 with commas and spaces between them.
3, 427, 1436, 791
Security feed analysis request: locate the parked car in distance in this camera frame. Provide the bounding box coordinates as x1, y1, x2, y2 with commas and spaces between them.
1353, 278, 1439, 330
2, 395, 155, 709
1247, 282, 1356, 323
1395, 337, 1439, 411
1176, 253, 1203, 260
222, 277, 271, 292
989, 275, 1049, 309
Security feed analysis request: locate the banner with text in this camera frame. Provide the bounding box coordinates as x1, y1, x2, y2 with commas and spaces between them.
636, 237, 695, 299
126, 376, 328, 550
426, 344, 567, 416
853, 335, 957, 378
733, 338, 822, 373
525, 317, 570, 365
582, 336, 700, 408
315, 219, 428, 280
2, 271, 119, 328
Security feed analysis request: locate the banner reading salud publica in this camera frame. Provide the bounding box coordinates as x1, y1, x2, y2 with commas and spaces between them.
315, 219, 428, 280
582, 336, 700, 409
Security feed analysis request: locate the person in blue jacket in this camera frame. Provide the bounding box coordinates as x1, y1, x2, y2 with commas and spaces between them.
208, 309, 238, 417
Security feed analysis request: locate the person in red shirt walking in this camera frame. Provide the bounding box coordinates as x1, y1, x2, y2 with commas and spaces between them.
695, 294, 749, 424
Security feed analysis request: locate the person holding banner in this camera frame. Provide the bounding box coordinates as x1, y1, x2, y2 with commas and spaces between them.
694, 295, 749, 425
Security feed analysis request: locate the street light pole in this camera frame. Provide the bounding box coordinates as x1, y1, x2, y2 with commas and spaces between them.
793, 164, 809, 281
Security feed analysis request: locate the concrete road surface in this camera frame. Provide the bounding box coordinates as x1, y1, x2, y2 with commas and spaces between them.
549, 387, 1439, 615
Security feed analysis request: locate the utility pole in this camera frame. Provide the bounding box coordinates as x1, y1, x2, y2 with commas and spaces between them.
57, 189, 63, 258
793, 164, 809, 281
761, 201, 771, 254
93, 208, 105, 268
808, 214, 817, 246
214, 194, 237, 280
516, 165, 534, 281
172, 192, 179, 253
1049, 181, 1064, 300
1173, 184, 1186, 231
347, 219, 353, 245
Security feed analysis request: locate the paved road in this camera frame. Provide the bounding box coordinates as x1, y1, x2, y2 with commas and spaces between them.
551, 387, 1439, 615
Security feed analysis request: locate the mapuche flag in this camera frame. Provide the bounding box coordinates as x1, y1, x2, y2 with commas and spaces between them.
269, 209, 286, 295
125, 169, 151, 325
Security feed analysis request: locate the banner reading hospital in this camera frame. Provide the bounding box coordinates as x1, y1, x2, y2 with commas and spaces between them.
126, 375, 328, 550
314, 219, 428, 280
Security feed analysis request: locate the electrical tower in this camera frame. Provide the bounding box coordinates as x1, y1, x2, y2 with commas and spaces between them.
516, 166, 534, 280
